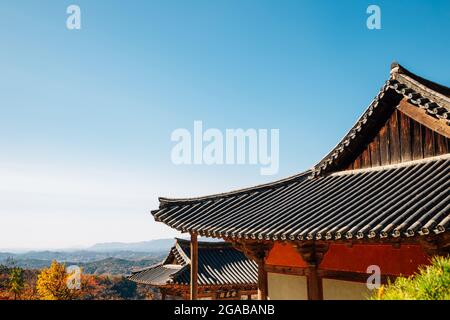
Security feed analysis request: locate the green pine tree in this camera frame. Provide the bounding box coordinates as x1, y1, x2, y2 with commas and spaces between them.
9, 267, 25, 300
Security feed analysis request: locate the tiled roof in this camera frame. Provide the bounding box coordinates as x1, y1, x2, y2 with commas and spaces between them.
128, 263, 183, 286
128, 238, 257, 286
153, 156, 449, 241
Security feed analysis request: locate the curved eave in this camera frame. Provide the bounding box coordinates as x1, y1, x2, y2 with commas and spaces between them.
153, 155, 450, 242
127, 263, 185, 286
155, 170, 312, 210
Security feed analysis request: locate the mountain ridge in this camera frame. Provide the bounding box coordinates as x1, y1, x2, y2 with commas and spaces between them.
87, 238, 175, 252
0, 238, 177, 254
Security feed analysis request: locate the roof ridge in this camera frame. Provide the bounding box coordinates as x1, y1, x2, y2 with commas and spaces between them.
330, 154, 450, 176
158, 170, 311, 207
174, 241, 191, 264
175, 237, 233, 248
391, 62, 450, 99
130, 261, 164, 274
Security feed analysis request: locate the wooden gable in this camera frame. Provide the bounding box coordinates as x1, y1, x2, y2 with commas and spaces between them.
313, 63, 450, 176
346, 99, 450, 170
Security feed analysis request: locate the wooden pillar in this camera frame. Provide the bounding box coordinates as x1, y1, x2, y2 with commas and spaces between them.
232, 241, 273, 300
306, 265, 322, 300
257, 258, 268, 300
190, 233, 198, 300
294, 242, 329, 301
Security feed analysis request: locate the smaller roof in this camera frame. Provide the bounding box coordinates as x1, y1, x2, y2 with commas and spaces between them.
128, 238, 257, 287
128, 263, 183, 286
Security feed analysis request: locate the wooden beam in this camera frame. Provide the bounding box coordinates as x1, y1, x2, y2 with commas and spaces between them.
264, 264, 307, 276
318, 269, 395, 284
293, 242, 329, 300
397, 99, 450, 138
190, 233, 198, 300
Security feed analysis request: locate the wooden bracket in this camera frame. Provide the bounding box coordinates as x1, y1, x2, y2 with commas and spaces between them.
293, 241, 329, 267
232, 241, 273, 263
397, 98, 450, 138
293, 241, 329, 300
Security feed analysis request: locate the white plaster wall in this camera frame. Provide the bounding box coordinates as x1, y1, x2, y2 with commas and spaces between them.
267, 273, 308, 300
322, 278, 371, 300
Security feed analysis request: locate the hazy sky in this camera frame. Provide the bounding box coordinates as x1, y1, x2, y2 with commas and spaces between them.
1, 0, 449, 249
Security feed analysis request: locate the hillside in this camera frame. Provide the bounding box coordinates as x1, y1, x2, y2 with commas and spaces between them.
0, 250, 160, 263
0, 256, 163, 276
87, 238, 175, 252
80, 257, 159, 275
0, 238, 174, 275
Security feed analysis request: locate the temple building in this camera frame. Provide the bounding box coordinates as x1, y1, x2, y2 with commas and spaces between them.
151, 63, 450, 300
128, 238, 257, 300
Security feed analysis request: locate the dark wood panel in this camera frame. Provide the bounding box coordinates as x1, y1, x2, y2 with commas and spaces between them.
353, 155, 361, 169
423, 127, 435, 158
369, 135, 381, 167
389, 110, 401, 164
345, 108, 449, 171
399, 111, 412, 162
360, 148, 371, 167
379, 121, 390, 165
411, 120, 423, 160
435, 132, 448, 155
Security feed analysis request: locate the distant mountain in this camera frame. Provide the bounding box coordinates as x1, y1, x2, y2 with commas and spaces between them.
88, 238, 175, 253
1, 258, 53, 270
0, 239, 177, 275
80, 257, 159, 275
2, 257, 161, 275
0, 250, 162, 264
0, 238, 177, 256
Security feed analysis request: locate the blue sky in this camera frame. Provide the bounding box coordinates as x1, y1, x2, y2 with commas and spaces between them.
0, 0, 449, 249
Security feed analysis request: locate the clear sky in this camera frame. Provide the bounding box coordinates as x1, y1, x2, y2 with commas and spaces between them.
1, 0, 449, 249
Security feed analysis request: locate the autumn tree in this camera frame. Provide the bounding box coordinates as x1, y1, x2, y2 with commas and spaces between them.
8, 267, 24, 300
36, 260, 79, 300
111, 277, 137, 299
